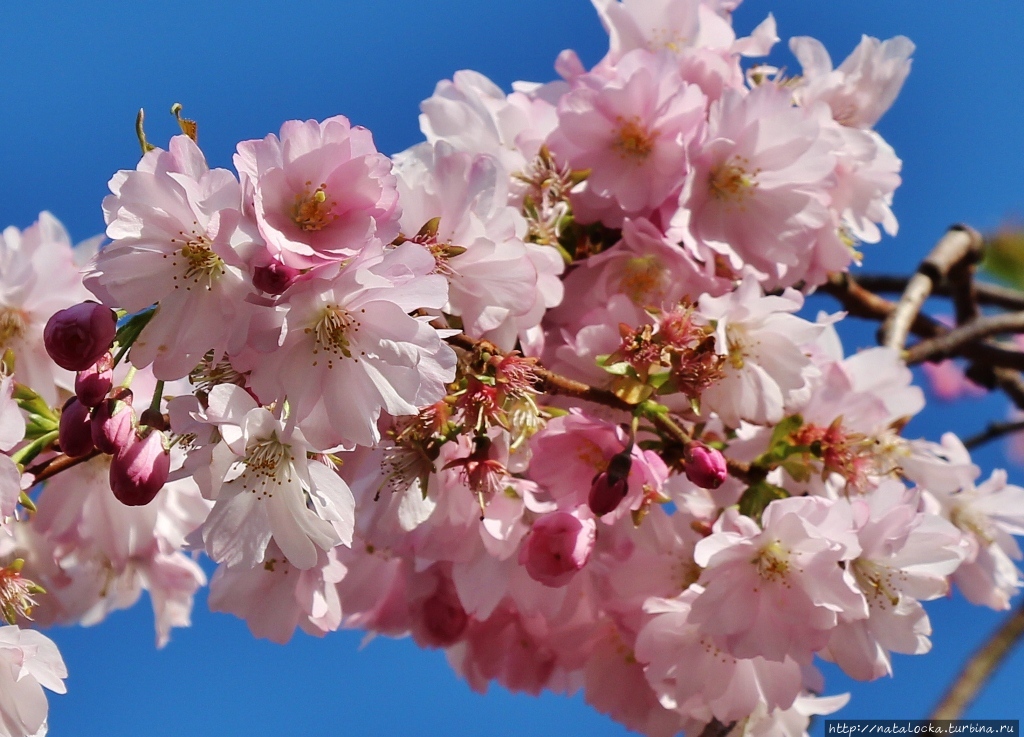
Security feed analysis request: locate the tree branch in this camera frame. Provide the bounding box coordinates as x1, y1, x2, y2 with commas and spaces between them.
24, 449, 100, 484
904, 312, 1024, 366
853, 274, 1024, 312
962, 418, 1024, 450
879, 226, 983, 350
443, 333, 760, 484
930, 596, 1024, 719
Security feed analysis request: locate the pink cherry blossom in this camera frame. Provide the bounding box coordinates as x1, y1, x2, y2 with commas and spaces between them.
790, 34, 915, 129
678, 83, 836, 287
235, 242, 456, 450
87, 135, 257, 380
548, 49, 707, 216
234, 116, 400, 268
0, 625, 67, 737
690, 498, 867, 664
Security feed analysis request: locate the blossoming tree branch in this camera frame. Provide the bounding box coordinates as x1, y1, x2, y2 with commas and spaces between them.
2, 1, 1023, 735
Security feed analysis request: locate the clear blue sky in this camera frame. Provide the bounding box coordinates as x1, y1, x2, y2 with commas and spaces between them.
2, 1, 1024, 734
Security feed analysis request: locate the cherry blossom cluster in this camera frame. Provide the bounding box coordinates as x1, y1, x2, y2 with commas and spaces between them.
0, 1, 1021, 736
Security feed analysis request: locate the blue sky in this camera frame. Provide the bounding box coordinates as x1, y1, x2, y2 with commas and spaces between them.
2, 1, 1024, 734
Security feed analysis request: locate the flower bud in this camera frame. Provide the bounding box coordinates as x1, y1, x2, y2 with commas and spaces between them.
43, 302, 117, 371
519, 511, 596, 587
91, 388, 135, 455
588, 450, 632, 517
252, 260, 300, 295
74, 352, 114, 407
684, 442, 727, 489
58, 398, 94, 458
109, 429, 169, 506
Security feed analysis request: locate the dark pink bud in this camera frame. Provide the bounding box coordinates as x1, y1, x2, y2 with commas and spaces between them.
91, 388, 135, 455
519, 511, 596, 587
685, 443, 727, 489
75, 352, 114, 407
587, 450, 632, 517
43, 302, 117, 371
252, 260, 300, 295
58, 398, 95, 458
109, 429, 169, 506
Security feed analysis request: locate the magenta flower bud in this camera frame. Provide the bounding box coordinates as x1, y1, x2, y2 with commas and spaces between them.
91, 388, 136, 455
74, 352, 114, 407
58, 398, 95, 458
252, 260, 301, 295
109, 429, 169, 506
685, 442, 728, 489
519, 511, 596, 588
43, 301, 118, 371
587, 450, 632, 517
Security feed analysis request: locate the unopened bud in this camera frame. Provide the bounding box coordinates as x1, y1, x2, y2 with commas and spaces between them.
109, 429, 169, 506
684, 442, 727, 489
588, 450, 632, 517
519, 511, 596, 587
43, 301, 117, 371
91, 388, 135, 455
75, 352, 114, 407
58, 397, 95, 458
252, 260, 301, 295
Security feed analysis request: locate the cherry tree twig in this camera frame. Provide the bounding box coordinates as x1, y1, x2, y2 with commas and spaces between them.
930, 597, 1024, 719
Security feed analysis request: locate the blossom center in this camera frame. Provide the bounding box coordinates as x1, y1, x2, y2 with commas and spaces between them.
169, 233, 225, 290
619, 255, 667, 305
0, 308, 27, 347
950, 504, 996, 546
308, 304, 360, 367
613, 117, 656, 161
240, 436, 292, 499
709, 157, 760, 204
292, 182, 337, 232
753, 540, 790, 582
852, 559, 901, 609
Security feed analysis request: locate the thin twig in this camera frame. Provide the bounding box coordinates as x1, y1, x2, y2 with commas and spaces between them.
962, 419, 1024, 450
443, 333, 761, 484
24, 449, 100, 483
930, 596, 1024, 719
904, 312, 1024, 365
853, 274, 1024, 312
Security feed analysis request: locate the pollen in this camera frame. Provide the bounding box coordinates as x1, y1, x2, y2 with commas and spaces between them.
753, 540, 791, 582
292, 181, 337, 232
709, 156, 760, 205
169, 232, 225, 291
0, 308, 27, 347
309, 304, 360, 367
613, 117, 656, 161
240, 436, 292, 500
619, 255, 667, 305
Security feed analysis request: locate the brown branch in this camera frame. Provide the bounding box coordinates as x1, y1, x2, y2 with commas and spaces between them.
443, 333, 763, 484
962, 418, 1024, 450
931, 596, 1024, 719
880, 226, 983, 351
854, 274, 1024, 312
24, 449, 100, 483
904, 312, 1024, 365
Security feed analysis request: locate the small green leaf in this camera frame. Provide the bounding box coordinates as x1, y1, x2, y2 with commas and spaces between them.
738, 480, 789, 522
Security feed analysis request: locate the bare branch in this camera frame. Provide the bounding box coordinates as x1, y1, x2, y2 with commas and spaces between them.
931, 596, 1024, 719
880, 226, 983, 350
962, 418, 1024, 450
904, 312, 1024, 365
854, 274, 1024, 312
24, 449, 100, 483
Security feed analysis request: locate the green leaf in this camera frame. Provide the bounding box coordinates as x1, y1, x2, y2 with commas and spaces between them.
738, 480, 789, 522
